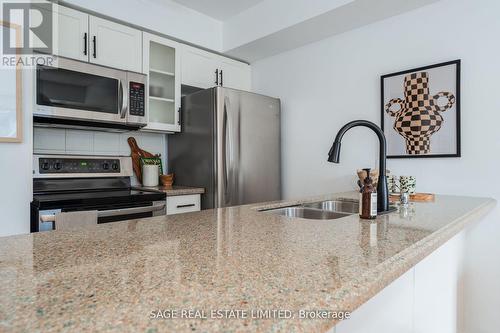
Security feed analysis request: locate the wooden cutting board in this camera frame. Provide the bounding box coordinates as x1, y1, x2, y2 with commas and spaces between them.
390, 193, 435, 202
127, 137, 158, 183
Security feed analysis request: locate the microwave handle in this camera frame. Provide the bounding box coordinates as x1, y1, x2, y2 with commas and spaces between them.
119, 79, 127, 119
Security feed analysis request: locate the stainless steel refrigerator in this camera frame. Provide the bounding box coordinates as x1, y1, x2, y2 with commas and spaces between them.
168, 87, 281, 209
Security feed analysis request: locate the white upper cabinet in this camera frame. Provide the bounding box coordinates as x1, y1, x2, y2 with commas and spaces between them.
52, 5, 89, 62
181, 44, 251, 91
88, 16, 142, 73
218, 56, 251, 91
52, 5, 249, 91
142, 33, 181, 133
54, 6, 142, 72
181, 45, 219, 89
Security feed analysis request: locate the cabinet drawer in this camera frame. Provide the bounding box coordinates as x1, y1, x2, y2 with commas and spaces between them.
166, 194, 200, 215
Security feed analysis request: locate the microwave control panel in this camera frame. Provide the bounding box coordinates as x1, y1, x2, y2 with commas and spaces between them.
129, 82, 145, 116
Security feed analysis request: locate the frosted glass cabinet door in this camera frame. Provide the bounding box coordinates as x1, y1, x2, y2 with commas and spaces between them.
142, 33, 181, 133
0, 22, 22, 142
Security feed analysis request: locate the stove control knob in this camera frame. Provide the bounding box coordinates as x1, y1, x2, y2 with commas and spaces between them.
102, 162, 110, 170
111, 162, 119, 171
53, 162, 62, 171
41, 162, 50, 171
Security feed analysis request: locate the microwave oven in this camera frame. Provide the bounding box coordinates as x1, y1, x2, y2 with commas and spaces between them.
34, 57, 147, 131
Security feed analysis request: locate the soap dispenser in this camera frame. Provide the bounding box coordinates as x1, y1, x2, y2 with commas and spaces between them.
359, 168, 377, 219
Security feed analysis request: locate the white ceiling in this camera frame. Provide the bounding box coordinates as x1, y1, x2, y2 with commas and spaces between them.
224, 0, 441, 61
171, 0, 265, 20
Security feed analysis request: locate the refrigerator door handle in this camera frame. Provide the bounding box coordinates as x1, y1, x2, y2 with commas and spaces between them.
221, 94, 240, 207
222, 99, 229, 204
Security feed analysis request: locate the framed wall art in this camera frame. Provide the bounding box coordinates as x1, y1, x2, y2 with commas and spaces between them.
381, 60, 461, 158
0, 21, 23, 143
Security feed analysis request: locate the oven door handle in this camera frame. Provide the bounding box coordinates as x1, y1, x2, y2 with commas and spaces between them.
39, 204, 166, 222
98, 203, 165, 218
119, 79, 128, 119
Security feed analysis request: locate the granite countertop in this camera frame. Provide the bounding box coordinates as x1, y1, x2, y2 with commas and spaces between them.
0, 192, 495, 332
135, 185, 205, 196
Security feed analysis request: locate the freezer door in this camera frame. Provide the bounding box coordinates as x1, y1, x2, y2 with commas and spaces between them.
216, 88, 281, 207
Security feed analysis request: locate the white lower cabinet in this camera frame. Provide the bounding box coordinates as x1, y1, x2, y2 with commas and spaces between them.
413, 232, 465, 333
334, 232, 465, 333
334, 269, 414, 333
166, 194, 201, 215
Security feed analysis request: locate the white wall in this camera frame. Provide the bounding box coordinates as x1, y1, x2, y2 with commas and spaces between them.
62, 0, 223, 51
0, 70, 33, 237
251, 0, 500, 332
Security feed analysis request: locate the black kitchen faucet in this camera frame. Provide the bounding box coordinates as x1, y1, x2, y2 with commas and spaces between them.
328, 120, 390, 213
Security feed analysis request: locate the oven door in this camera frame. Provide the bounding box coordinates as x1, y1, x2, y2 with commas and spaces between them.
38, 201, 166, 232
35, 57, 128, 126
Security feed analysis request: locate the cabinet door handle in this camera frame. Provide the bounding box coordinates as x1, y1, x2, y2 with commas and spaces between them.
83, 33, 87, 56
177, 107, 181, 126
176, 204, 195, 208
219, 70, 223, 86
92, 36, 97, 58
215, 69, 219, 86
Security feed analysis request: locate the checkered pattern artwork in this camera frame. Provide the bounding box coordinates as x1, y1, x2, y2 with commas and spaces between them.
385, 71, 455, 155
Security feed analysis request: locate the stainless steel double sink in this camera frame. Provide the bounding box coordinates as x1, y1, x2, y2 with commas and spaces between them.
259, 198, 359, 220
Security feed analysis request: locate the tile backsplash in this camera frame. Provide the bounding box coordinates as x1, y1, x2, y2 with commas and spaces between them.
33, 127, 168, 172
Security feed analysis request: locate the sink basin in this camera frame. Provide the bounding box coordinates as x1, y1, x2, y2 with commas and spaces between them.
259, 198, 395, 220
261, 206, 351, 220
302, 199, 359, 214
260, 198, 361, 220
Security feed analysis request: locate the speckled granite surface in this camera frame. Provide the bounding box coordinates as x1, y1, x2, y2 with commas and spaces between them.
0, 193, 495, 333
135, 185, 205, 196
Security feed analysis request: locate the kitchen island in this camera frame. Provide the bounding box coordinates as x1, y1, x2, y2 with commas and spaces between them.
0, 193, 495, 332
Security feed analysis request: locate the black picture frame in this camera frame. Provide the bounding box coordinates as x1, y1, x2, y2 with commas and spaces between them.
381, 60, 461, 159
